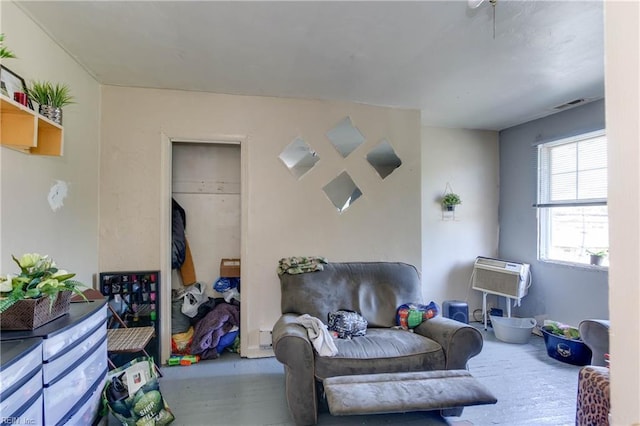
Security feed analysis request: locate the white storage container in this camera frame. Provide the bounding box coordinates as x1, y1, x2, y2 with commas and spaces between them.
5, 391, 43, 426
0, 367, 42, 417
63, 375, 107, 426
490, 315, 537, 344
42, 303, 107, 361
43, 339, 107, 425
43, 321, 106, 384
0, 339, 42, 394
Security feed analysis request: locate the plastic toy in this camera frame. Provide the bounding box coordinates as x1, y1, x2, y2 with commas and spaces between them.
167, 354, 200, 366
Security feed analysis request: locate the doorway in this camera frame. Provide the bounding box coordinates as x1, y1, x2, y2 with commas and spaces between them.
160, 135, 248, 364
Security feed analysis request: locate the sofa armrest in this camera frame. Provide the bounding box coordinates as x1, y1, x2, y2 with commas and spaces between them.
579, 319, 610, 367
414, 316, 483, 370
273, 313, 314, 362
272, 313, 318, 425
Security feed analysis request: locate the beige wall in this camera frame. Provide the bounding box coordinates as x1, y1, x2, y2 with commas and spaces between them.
99, 85, 421, 358
0, 2, 101, 283
605, 1, 640, 424
421, 127, 499, 315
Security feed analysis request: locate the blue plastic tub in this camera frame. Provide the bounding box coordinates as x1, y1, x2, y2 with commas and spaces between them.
541, 327, 592, 366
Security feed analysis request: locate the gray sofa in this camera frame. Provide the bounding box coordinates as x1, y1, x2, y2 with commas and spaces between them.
272, 262, 484, 425
578, 319, 610, 366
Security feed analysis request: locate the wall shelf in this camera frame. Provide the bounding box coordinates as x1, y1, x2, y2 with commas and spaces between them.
0, 94, 63, 156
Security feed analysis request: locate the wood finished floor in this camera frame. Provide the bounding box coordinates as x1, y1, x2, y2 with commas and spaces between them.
113, 322, 583, 426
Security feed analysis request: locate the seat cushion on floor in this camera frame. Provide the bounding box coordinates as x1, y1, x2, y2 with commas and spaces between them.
315, 328, 444, 379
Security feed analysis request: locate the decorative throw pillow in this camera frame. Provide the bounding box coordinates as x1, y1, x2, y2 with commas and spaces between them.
327, 310, 368, 339
396, 301, 439, 329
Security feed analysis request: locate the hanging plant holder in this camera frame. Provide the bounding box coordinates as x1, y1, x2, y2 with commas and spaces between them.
440, 183, 461, 220
441, 183, 461, 209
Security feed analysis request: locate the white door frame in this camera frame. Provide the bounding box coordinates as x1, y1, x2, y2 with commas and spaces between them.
159, 133, 249, 363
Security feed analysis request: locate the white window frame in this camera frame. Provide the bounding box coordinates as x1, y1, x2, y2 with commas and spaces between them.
536, 129, 608, 267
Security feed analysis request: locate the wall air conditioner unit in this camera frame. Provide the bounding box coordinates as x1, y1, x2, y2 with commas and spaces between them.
472, 256, 531, 300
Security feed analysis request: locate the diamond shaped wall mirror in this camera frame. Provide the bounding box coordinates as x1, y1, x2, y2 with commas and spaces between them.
279, 137, 320, 179
326, 117, 365, 158
366, 139, 402, 179
322, 171, 362, 213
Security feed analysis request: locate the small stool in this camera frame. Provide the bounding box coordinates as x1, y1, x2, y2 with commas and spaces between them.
576, 366, 609, 426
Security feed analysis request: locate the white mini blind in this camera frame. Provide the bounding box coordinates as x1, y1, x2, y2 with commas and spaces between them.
537, 130, 607, 207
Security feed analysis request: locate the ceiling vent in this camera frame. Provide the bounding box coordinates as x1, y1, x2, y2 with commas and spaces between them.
553, 98, 586, 110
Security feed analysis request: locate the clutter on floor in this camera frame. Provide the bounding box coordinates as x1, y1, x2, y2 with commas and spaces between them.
170, 199, 242, 363
103, 356, 175, 425
171, 258, 241, 362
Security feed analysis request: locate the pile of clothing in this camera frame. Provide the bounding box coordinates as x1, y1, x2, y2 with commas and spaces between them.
171, 281, 241, 360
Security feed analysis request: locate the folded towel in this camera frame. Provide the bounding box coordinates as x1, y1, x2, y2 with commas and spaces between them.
295, 314, 338, 357
277, 256, 328, 276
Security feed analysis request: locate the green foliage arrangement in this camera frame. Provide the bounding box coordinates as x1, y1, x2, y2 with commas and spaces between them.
0, 253, 87, 313
0, 34, 16, 59
586, 249, 608, 257
543, 322, 581, 341
26, 81, 74, 108
441, 193, 462, 207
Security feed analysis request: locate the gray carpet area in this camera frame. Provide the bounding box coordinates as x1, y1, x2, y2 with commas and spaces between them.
125, 322, 583, 426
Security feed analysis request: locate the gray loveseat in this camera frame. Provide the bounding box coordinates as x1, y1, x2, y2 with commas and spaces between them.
272, 262, 484, 425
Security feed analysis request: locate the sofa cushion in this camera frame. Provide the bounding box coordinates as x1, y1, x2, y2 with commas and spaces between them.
280, 262, 422, 328
314, 328, 444, 379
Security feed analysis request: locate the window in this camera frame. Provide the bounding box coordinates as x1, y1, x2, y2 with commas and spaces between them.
537, 130, 608, 266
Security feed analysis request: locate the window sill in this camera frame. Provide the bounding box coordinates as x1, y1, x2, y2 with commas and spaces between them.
538, 259, 609, 271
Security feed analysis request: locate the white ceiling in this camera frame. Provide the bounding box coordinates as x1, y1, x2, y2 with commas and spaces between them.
16, 0, 604, 131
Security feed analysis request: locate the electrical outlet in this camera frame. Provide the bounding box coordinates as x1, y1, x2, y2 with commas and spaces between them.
259, 330, 272, 349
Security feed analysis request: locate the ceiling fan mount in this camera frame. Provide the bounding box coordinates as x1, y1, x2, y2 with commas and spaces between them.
468, 0, 498, 38
468, 0, 497, 9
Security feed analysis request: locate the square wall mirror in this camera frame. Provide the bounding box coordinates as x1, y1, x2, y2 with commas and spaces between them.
326, 117, 365, 158
322, 171, 362, 213
366, 139, 402, 179
279, 137, 320, 179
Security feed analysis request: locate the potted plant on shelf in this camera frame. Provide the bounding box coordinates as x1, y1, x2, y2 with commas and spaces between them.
441, 193, 462, 211
26, 80, 74, 125
0, 33, 16, 59
0, 253, 87, 330
0, 34, 16, 98
587, 249, 607, 266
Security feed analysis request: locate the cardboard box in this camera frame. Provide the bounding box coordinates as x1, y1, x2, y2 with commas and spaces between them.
220, 258, 241, 277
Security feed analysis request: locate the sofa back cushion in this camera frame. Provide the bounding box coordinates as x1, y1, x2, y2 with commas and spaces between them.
279, 262, 422, 328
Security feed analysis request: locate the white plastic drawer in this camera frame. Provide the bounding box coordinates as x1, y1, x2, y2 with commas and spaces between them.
43, 322, 106, 385
43, 339, 107, 426
42, 304, 107, 361
0, 367, 42, 419
2, 391, 43, 426
0, 340, 42, 396
63, 375, 107, 426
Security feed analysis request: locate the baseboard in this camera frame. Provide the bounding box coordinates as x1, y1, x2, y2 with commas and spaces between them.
243, 346, 274, 358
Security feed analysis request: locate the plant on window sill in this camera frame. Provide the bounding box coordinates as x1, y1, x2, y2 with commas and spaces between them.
586, 249, 608, 266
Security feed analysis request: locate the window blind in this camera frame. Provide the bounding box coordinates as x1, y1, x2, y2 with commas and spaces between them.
536, 131, 607, 207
